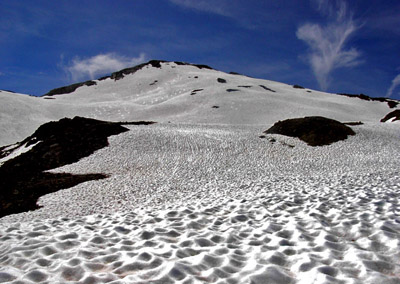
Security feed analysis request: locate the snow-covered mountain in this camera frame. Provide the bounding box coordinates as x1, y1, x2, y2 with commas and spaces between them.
0, 60, 397, 146
1, 60, 400, 284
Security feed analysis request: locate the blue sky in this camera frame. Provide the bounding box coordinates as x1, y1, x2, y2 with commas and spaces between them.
1, 0, 400, 99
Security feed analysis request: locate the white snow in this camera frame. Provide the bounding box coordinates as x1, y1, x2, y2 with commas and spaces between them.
0, 62, 399, 283
0, 141, 39, 166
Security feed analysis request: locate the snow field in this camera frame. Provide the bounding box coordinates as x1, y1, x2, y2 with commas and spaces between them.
0, 123, 400, 283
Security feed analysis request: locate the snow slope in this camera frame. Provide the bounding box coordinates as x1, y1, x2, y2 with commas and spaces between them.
1, 123, 400, 283
0, 61, 400, 283
0, 61, 395, 146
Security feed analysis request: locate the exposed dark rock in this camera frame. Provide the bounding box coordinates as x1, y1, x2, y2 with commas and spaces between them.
0, 117, 155, 217
102, 60, 165, 81
120, 121, 156, 126
217, 78, 227, 83
229, 72, 242, 75
226, 89, 239, 92
43, 81, 97, 96
388, 101, 398, 108
337, 93, 399, 109
212, 106, 220, 109
380, 109, 400, 122
238, 85, 252, 88
103, 60, 213, 81
259, 85, 276, 92
293, 85, 305, 89
173, 61, 213, 70
344, 121, 363, 126
149, 80, 158, 86
259, 135, 266, 139
190, 89, 204, 96
264, 116, 355, 146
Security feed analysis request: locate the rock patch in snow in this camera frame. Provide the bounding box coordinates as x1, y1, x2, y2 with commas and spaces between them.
0, 117, 154, 217
338, 93, 399, 109
43, 80, 97, 96
380, 109, 400, 122
264, 116, 355, 146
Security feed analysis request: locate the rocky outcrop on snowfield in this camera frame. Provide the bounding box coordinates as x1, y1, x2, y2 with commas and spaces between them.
380, 109, 400, 122
264, 116, 356, 146
337, 93, 399, 109
0, 116, 155, 217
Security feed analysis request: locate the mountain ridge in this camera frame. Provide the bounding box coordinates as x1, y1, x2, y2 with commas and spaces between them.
0, 60, 398, 146
43, 60, 214, 97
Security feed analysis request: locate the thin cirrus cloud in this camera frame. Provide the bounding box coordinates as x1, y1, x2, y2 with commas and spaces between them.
66, 53, 147, 81
296, 0, 361, 91
168, 0, 231, 17
386, 74, 400, 98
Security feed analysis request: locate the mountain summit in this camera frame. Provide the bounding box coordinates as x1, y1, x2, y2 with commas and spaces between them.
0, 60, 397, 146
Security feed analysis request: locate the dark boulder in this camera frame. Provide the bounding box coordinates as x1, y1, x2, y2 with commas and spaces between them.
264, 116, 355, 146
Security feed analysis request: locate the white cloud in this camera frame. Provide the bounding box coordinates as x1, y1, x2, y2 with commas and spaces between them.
169, 0, 231, 17
66, 53, 147, 81
296, 1, 361, 90
386, 74, 400, 98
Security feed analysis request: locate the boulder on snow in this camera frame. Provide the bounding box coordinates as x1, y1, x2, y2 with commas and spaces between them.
264, 116, 355, 146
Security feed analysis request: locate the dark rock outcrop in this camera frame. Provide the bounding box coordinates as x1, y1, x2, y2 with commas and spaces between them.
259, 85, 276, 92
0, 117, 155, 217
100, 60, 165, 81
217, 78, 227, 83
174, 61, 213, 70
293, 85, 305, 89
264, 116, 355, 146
44, 81, 97, 96
190, 89, 204, 96
380, 109, 400, 122
337, 93, 399, 109
344, 121, 363, 126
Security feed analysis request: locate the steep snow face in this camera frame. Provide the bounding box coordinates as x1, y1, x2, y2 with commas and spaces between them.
0, 62, 395, 146
0, 91, 51, 146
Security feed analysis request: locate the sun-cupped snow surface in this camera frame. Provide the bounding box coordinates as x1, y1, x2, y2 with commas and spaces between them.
0, 61, 394, 146
1, 122, 400, 283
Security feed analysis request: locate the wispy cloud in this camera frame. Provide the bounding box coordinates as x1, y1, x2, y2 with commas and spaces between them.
65, 53, 147, 81
386, 74, 400, 98
296, 0, 361, 90
169, 0, 231, 17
